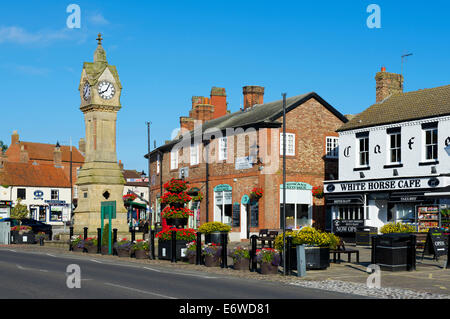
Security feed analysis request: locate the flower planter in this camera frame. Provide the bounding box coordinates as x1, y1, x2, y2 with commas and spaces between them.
166, 218, 188, 228
187, 254, 196, 264
158, 239, 188, 260
373, 234, 413, 272
101, 246, 111, 255
286, 246, 330, 270
134, 249, 148, 259
260, 262, 278, 275
85, 245, 98, 254
205, 231, 228, 245
72, 245, 83, 252
233, 258, 250, 271
11, 232, 35, 244
117, 249, 131, 258
204, 255, 220, 267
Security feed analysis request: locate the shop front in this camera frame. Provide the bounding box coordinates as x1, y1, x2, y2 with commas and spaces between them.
325, 176, 450, 233
279, 182, 313, 230
0, 201, 12, 219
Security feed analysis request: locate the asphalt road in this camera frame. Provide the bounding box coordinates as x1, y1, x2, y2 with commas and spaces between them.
0, 248, 362, 299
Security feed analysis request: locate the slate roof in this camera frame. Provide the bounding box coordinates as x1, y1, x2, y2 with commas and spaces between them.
147, 92, 347, 156
0, 162, 71, 188
338, 84, 450, 132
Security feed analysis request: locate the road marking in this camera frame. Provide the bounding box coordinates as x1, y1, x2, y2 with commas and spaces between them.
16, 264, 49, 272
142, 266, 218, 279
90, 259, 103, 264
46, 253, 56, 257
143, 267, 162, 272
104, 282, 176, 299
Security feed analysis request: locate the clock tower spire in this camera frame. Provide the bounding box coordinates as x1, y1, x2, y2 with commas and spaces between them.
73, 35, 128, 236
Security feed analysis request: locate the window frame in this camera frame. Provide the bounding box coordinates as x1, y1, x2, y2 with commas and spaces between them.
190, 144, 200, 166
423, 127, 438, 161
280, 133, 296, 156
218, 137, 228, 161
388, 132, 402, 164
357, 136, 369, 167
170, 149, 178, 170
51, 189, 59, 200
326, 136, 339, 158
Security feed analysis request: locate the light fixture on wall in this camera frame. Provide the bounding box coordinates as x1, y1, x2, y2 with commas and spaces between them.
393, 169, 399, 176
431, 166, 437, 174
360, 172, 365, 178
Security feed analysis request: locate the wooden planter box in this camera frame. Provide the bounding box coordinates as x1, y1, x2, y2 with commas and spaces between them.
205, 232, 228, 245
10, 231, 35, 244
260, 262, 278, 275
373, 234, 413, 272
158, 239, 188, 260
233, 258, 250, 271
204, 255, 220, 267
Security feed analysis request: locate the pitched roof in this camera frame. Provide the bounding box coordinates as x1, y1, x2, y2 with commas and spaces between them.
8, 142, 84, 163
0, 162, 71, 188
338, 84, 450, 132
147, 91, 347, 156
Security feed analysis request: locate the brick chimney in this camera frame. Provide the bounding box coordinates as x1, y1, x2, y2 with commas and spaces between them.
20, 145, 29, 163
375, 67, 403, 103
53, 143, 62, 167
243, 86, 264, 110
190, 104, 214, 122
11, 130, 19, 145
210, 87, 227, 119
78, 138, 86, 155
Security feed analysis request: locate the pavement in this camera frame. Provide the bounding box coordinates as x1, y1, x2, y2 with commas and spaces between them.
2, 241, 450, 297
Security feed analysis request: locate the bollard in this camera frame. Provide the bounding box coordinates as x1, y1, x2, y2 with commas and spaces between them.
39, 237, 44, 246
196, 232, 202, 265
171, 230, 177, 263
113, 228, 118, 256
69, 227, 74, 251
371, 236, 377, 265
97, 228, 102, 254
296, 245, 306, 277
286, 236, 292, 276
250, 235, 258, 272
410, 234, 416, 271
447, 234, 450, 269
221, 232, 228, 269
83, 227, 88, 240
131, 228, 136, 242
150, 229, 155, 260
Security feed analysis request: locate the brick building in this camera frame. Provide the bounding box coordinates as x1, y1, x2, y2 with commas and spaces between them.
146, 86, 348, 241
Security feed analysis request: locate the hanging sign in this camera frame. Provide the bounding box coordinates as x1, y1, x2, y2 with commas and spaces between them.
280, 182, 313, 190
232, 202, 240, 227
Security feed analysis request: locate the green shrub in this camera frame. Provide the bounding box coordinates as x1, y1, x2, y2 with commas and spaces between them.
274, 226, 339, 251
101, 223, 112, 247
197, 221, 231, 234
380, 222, 415, 234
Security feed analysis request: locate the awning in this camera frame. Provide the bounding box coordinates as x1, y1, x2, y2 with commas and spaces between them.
124, 201, 147, 209
325, 194, 364, 205
389, 191, 426, 203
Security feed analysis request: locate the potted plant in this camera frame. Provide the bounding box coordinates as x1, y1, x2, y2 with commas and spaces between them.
162, 205, 193, 228
132, 239, 149, 259
312, 186, 324, 199
185, 240, 199, 264
250, 187, 263, 201
228, 246, 250, 271
256, 248, 280, 275
114, 238, 132, 257
160, 192, 192, 206
274, 226, 338, 270
202, 243, 222, 267
156, 227, 196, 260
163, 178, 188, 193
83, 237, 98, 253
71, 235, 84, 252
123, 193, 137, 202
198, 222, 231, 245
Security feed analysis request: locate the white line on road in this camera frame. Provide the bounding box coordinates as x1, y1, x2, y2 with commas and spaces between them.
46, 253, 56, 257
16, 264, 49, 272
104, 282, 176, 299
90, 259, 103, 264
142, 266, 218, 279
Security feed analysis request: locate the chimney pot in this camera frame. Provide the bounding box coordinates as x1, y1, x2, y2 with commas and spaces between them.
243, 86, 264, 110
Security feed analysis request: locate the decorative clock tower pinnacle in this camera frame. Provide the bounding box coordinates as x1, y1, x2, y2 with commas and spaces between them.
94, 33, 107, 64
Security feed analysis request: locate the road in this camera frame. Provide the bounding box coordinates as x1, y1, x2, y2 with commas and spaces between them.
0, 248, 363, 299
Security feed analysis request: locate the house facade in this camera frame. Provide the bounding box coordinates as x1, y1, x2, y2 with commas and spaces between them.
324, 68, 450, 235
147, 86, 348, 241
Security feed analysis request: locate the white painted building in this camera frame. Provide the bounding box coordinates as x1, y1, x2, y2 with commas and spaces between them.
324, 69, 450, 235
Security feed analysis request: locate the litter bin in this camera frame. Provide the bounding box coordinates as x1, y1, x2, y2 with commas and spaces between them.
355, 226, 378, 246
372, 233, 416, 272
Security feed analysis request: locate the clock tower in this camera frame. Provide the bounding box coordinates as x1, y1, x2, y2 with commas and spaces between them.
73, 34, 128, 235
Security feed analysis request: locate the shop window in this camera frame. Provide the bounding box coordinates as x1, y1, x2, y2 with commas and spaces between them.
39, 206, 46, 222
214, 190, 232, 225
17, 188, 26, 200
326, 137, 339, 158
338, 206, 364, 220
50, 207, 62, 222
280, 203, 309, 229
387, 203, 395, 222
51, 189, 59, 200
396, 204, 415, 222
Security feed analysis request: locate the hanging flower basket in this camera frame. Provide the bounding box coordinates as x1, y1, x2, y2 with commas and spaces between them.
250, 187, 263, 201
123, 193, 137, 202
162, 206, 193, 219
160, 192, 192, 204
312, 186, 324, 199
163, 178, 188, 193
191, 191, 203, 202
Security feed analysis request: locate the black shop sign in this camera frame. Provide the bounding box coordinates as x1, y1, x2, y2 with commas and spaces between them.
422, 228, 448, 260
333, 219, 364, 233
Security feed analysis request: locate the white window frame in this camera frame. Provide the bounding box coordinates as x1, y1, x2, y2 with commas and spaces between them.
190, 144, 199, 166
219, 137, 228, 161
388, 132, 402, 164
358, 137, 369, 167
156, 153, 160, 174
170, 149, 178, 170
51, 189, 59, 200
326, 136, 339, 158
280, 133, 295, 156
423, 128, 438, 161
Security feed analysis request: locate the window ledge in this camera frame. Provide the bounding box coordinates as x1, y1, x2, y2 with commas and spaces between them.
384, 163, 404, 169
418, 161, 439, 166
353, 166, 370, 171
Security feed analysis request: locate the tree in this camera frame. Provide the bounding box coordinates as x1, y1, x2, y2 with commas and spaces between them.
11, 199, 29, 220
0, 140, 7, 153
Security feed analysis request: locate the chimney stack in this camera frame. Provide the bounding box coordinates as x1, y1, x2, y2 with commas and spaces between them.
243, 86, 264, 110
20, 145, 29, 163
210, 87, 227, 119
53, 143, 62, 167
375, 67, 403, 103
11, 130, 19, 145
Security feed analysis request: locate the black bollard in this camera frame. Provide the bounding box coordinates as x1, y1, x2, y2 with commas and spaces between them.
250, 235, 258, 272
286, 236, 292, 276
171, 230, 177, 263
150, 229, 155, 260
221, 233, 228, 269
410, 234, 416, 271
69, 227, 74, 251
97, 228, 102, 254
196, 232, 202, 265
371, 236, 377, 265
131, 228, 136, 242
113, 228, 118, 256
39, 237, 44, 246
83, 227, 88, 240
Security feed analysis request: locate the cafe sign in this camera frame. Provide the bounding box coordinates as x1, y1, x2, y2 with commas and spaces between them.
325, 176, 443, 193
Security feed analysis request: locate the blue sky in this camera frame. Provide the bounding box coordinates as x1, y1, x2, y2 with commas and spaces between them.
0, 0, 449, 173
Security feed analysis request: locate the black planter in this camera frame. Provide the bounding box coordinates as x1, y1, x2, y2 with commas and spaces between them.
355, 226, 378, 246
286, 246, 330, 270
166, 218, 188, 228
205, 231, 228, 245
10, 232, 35, 244
373, 234, 413, 271
158, 239, 188, 260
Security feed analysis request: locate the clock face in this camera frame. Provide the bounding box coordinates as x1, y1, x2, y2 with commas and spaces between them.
97, 81, 115, 100
83, 82, 91, 101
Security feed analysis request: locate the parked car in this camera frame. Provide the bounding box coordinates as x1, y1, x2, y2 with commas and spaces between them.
0, 218, 52, 240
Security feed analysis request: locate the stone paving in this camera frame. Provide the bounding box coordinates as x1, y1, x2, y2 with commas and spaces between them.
3, 241, 450, 299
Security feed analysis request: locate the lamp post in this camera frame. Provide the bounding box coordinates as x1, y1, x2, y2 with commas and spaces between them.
282, 93, 287, 276
146, 121, 152, 228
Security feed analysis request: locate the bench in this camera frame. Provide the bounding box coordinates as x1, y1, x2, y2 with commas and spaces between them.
330, 239, 360, 264
258, 229, 279, 248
